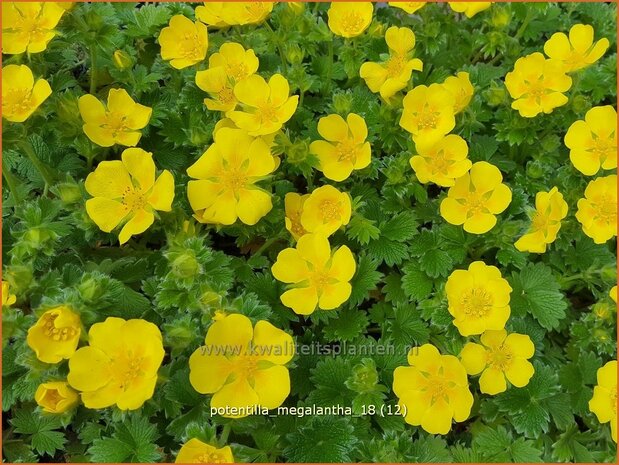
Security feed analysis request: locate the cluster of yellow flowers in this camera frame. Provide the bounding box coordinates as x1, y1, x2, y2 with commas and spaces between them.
505, 23, 609, 117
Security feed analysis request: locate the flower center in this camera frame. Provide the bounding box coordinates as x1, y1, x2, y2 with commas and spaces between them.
486, 345, 513, 371
429, 150, 452, 174
218, 86, 235, 105
526, 80, 549, 101
310, 270, 332, 291
220, 169, 248, 192
531, 211, 549, 232
591, 137, 614, 161
592, 195, 617, 224
235, 354, 259, 376
461, 287, 493, 317
122, 187, 148, 211
611, 389, 617, 415
115, 352, 146, 390
193, 451, 228, 464
385, 54, 406, 78
320, 199, 342, 222
257, 104, 279, 124
426, 375, 453, 403
288, 212, 307, 237
335, 139, 358, 163
5, 88, 35, 116
245, 2, 268, 22
180, 33, 202, 59
417, 107, 439, 130
463, 192, 489, 216
43, 314, 77, 341
41, 389, 63, 409
340, 12, 364, 34
226, 62, 248, 82
103, 111, 129, 136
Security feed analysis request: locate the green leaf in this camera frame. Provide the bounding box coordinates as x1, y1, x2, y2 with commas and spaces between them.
401, 264, 433, 302
510, 263, 567, 330
323, 307, 369, 341
349, 255, 383, 306
346, 214, 381, 245
88, 416, 161, 463
284, 417, 358, 462
31, 430, 67, 457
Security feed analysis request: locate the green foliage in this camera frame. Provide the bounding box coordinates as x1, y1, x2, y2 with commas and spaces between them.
2, 1, 617, 463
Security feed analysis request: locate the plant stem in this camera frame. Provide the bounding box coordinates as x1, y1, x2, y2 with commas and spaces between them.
2, 159, 20, 204
325, 39, 334, 95
219, 424, 231, 447
89, 45, 98, 94
254, 236, 279, 257
515, 9, 534, 40
265, 21, 288, 75
20, 140, 54, 187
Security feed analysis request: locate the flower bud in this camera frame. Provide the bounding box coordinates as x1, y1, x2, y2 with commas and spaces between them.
287, 2, 304, 14
593, 302, 612, 320
55, 182, 82, 204
171, 251, 200, 279
333, 93, 353, 115
571, 94, 589, 114
286, 44, 305, 64
526, 160, 544, 179
113, 50, 132, 70
491, 7, 511, 28
35, 381, 79, 413
26, 306, 82, 364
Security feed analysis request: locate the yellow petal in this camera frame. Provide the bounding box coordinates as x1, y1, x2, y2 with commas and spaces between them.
252, 365, 290, 409
329, 246, 356, 281
189, 349, 233, 394
280, 286, 319, 315
420, 397, 454, 434
118, 209, 155, 244
459, 342, 487, 375
122, 148, 155, 191
78, 94, 107, 125
296, 233, 331, 268
318, 114, 349, 142
148, 171, 175, 212
236, 188, 272, 225
67, 346, 111, 392
85, 198, 129, 233
505, 359, 535, 387
211, 377, 260, 418
318, 282, 351, 309
252, 320, 294, 365
479, 367, 507, 395
205, 313, 253, 353
272, 248, 310, 283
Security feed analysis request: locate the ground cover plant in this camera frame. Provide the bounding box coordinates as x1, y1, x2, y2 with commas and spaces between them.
1, 1, 618, 463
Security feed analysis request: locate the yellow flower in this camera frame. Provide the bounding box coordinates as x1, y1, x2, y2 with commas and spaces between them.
271, 234, 356, 315
309, 113, 371, 182
327, 2, 374, 38
610, 286, 617, 304
85, 148, 175, 245
589, 360, 617, 443
78, 88, 152, 147
27, 306, 81, 364
388, 2, 426, 14
399, 84, 456, 146
514, 187, 568, 253
284, 192, 310, 241
544, 24, 610, 73
2, 2, 65, 54
448, 2, 492, 18
440, 161, 511, 234
176, 439, 234, 463
565, 106, 617, 176
441, 71, 474, 114
68, 317, 164, 410
195, 42, 259, 112
300, 185, 352, 237
445, 261, 512, 336
410, 134, 472, 187
576, 175, 617, 244
195, 2, 273, 27
393, 344, 473, 435
189, 313, 294, 418
35, 381, 79, 414
504, 52, 572, 118
2, 281, 17, 307
228, 74, 298, 136
187, 128, 276, 225
359, 26, 423, 101
460, 330, 535, 395
2, 64, 52, 123
159, 15, 208, 70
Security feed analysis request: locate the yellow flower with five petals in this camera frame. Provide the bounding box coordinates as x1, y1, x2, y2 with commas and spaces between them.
327, 2, 374, 38
514, 187, 568, 253
300, 185, 352, 237
195, 42, 259, 112
186, 128, 276, 225
78, 88, 152, 147
159, 15, 208, 69
360, 26, 423, 101
504, 52, 572, 118
393, 344, 473, 435
589, 360, 617, 443
445, 261, 512, 336
2, 64, 52, 123
460, 329, 535, 395
175, 439, 234, 463
85, 148, 175, 245
310, 113, 371, 182
228, 74, 299, 136
35, 381, 79, 414
68, 317, 165, 410
189, 313, 294, 418
440, 161, 512, 234
27, 305, 81, 364
399, 83, 456, 146
565, 106, 617, 176
576, 175, 617, 244
410, 134, 471, 187
441, 71, 474, 114
271, 234, 356, 315
544, 24, 609, 73
2, 2, 65, 54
